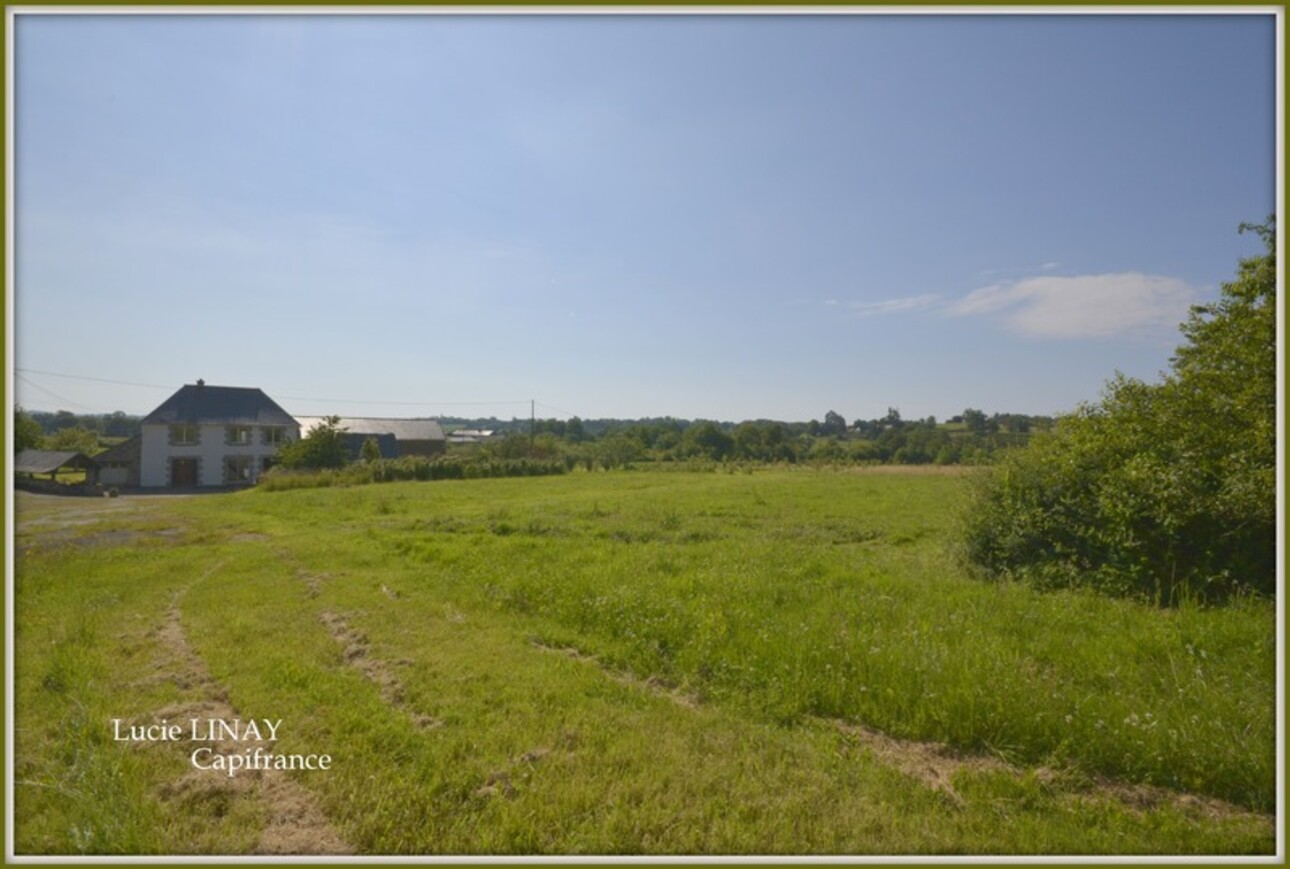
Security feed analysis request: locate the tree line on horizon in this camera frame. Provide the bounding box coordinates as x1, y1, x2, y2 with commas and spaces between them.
14, 405, 1054, 468
476, 408, 1055, 468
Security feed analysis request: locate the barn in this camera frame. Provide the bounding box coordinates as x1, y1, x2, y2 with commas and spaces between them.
293, 417, 447, 458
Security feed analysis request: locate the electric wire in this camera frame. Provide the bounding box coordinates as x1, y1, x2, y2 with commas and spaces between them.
15, 367, 567, 417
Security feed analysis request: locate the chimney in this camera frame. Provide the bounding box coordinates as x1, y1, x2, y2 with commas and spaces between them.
196, 379, 206, 387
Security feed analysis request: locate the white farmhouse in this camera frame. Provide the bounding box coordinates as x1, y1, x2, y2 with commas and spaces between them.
139, 381, 300, 488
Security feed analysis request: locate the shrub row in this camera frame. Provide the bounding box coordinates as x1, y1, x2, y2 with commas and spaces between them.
258, 455, 568, 491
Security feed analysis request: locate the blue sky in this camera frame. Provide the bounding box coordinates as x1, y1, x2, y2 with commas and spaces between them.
12, 11, 1278, 423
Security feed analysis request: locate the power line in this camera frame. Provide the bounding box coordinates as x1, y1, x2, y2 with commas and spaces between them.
16, 373, 100, 413
16, 367, 543, 414
280, 394, 530, 408
15, 368, 174, 391
535, 401, 581, 418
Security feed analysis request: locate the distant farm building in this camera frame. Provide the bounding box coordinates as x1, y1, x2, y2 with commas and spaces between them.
294, 417, 447, 458
14, 449, 99, 490
447, 428, 495, 445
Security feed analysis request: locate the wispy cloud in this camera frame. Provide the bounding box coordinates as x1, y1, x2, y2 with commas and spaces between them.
977, 261, 1062, 280
948, 272, 1201, 339
824, 293, 942, 317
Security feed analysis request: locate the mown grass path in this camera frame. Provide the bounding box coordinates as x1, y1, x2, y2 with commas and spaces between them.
12, 469, 1277, 855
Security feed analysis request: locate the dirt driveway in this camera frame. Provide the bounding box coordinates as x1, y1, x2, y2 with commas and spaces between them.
13, 490, 192, 554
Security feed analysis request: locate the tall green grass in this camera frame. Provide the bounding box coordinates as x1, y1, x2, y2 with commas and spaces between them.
13, 470, 1276, 854
222, 469, 1276, 810
337, 466, 1274, 804
15, 544, 265, 854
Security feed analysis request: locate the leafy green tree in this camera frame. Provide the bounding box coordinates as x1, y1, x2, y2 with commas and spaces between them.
962, 219, 1277, 603
102, 410, 136, 438
822, 410, 847, 437
596, 432, 642, 469
50, 410, 78, 431
682, 421, 734, 461
962, 408, 988, 435
360, 436, 382, 464
1168, 219, 1277, 535
278, 416, 350, 470
14, 407, 44, 453
732, 422, 765, 460
808, 437, 845, 463
47, 426, 99, 454
565, 417, 586, 442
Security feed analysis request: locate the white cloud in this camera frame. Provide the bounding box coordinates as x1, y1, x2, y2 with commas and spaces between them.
842, 293, 941, 317
948, 272, 1201, 339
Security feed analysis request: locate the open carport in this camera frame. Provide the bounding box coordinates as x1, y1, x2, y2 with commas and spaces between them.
14, 449, 100, 490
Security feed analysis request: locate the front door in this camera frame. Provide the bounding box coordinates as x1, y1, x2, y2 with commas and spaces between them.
171, 458, 198, 487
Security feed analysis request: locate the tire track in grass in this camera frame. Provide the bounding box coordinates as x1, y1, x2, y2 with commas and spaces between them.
277, 544, 444, 728
825, 718, 1027, 808
321, 612, 573, 803
522, 627, 1269, 828
271, 545, 330, 599
273, 544, 441, 725
319, 610, 444, 730
531, 639, 701, 709
140, 577, 352, 855
824, 718, 1273, 827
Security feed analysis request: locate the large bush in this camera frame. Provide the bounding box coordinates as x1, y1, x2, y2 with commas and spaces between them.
962, 221, 1277, 603
277, 416, 350, 470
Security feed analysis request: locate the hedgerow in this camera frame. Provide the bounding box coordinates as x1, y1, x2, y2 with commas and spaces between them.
258, 455, 568, 491
961, 220, 1276, 604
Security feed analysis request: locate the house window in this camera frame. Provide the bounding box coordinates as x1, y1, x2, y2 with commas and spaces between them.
224, 456, 254, 484
226, 426, 253, 446
169, 425, 200, 446
261, 426, 287, 446
261, 456, 278, 473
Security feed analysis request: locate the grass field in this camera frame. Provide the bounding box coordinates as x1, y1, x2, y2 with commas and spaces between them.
12, 468, 1278, 855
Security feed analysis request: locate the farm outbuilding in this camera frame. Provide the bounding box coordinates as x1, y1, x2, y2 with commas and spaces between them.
14, 449, 100, 489
340, 431, 399, 461
447, 428, 495, 445
294, 417, 447, 458
93, 435, 141, 487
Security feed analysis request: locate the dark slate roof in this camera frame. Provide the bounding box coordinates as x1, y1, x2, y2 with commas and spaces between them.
14, 449, 98, 475
340, 432, 399, 460
142, 384, 299, 427
294, 417, 446, 442
93, 435, 141, 465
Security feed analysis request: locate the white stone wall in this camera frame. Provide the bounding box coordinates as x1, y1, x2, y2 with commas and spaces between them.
139, 425, 175, 488
139, 423, 297, 488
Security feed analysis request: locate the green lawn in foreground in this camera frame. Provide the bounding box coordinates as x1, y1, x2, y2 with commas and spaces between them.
13, 468, 1276, 855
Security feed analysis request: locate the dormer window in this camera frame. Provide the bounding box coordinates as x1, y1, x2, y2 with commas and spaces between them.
226, 426, 253, 445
